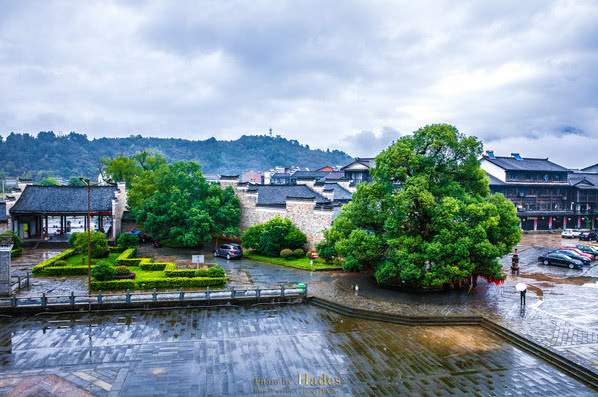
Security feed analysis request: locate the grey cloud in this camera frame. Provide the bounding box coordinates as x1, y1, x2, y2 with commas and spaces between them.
0, 0, 596, 161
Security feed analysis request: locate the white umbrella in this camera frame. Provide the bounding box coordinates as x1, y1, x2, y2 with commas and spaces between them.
516, 283, 527, 292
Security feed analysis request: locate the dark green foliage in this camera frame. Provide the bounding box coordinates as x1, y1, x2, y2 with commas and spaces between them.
38, 177, 60, 186
0, 132, 351, 180
74, 231, 109, 258
47, 259, 68, 267
32, 248, 77, 273
115, 266, 131, 276
10, 247, 23, 259
117, 233, 139, 250
45, 266, 89, 276
130, 161, 241, 247
67, 177, 86, 186
207, 266, 226, 278
316, 240, 336, 263
320, 124, 521, 288
92, 260, 116, 281
280, 248, 294, 259
241, 217, 307, 257
292, 248, 305, 258
0, 230, 22, 248
139, 261, 170, 270
135, 277, 226, 290
91, 279, 135, 291
68, 232, 80, 247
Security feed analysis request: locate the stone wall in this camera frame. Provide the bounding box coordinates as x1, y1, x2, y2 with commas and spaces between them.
222, 179, 337, 249
0, 242, 12, 297
111, 182, 128, 239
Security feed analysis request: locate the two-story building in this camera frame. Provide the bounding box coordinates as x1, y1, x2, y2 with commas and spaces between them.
481, 152, 598, 230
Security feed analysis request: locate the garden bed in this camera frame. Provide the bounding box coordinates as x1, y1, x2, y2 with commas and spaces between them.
32, 247, 227, 291
244, 252, 342, 271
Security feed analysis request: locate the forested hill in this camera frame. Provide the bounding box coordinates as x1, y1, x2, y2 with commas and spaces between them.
0, 132, 353, 179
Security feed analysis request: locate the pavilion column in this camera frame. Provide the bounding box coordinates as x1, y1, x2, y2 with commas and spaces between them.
577, 216, 582, 229
533, 218, 538, 231
44, 216, 48, 239
548, 216, 553, 230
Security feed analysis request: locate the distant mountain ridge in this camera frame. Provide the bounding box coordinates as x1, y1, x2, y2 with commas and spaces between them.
0, 132, 353, 179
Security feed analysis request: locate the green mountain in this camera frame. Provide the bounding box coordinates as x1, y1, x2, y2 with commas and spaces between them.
0, 132, 353, 179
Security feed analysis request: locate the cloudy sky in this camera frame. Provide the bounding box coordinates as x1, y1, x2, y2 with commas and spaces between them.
1, 0, 597, 167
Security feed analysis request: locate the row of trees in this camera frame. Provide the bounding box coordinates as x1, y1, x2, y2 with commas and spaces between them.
104, 152, 240, 248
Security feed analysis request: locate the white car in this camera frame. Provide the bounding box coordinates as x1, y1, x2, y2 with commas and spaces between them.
561, 229, 581, 238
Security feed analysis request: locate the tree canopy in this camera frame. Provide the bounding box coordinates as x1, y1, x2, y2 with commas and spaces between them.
129, 160, 240, 247
320, 124, 520, 288
241, 217, 307, 256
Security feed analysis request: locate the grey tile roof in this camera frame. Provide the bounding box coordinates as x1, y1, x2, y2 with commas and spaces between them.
322, 183, 353, 201
10, 185, 119, 214
247, 185, 331, 206
484, 156, 568, 172
0, 202, 7, 221
291, 170, 331, 179
581, 163, 598, 173
341, 158, 375, 170
569, 172, 598, 188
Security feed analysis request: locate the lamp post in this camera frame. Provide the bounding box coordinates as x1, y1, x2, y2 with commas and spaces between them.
80, 178, 93, 310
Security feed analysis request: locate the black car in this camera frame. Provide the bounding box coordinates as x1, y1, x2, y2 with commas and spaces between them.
579, 231, 597, 241
538, 252, 583, 269
214, 243, 243, 260
576, 244, 598, 258
553, 249, 592, 265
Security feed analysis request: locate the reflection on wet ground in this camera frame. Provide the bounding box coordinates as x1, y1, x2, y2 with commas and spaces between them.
0, 305, 593, 396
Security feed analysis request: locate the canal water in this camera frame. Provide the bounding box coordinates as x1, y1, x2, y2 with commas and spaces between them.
0, 304, 593, 396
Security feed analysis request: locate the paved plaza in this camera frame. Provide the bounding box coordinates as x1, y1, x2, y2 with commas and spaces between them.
5, 234, 598, 395
0, 305, 594, 396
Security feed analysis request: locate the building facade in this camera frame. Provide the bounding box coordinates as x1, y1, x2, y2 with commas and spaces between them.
481, 152, 598, 231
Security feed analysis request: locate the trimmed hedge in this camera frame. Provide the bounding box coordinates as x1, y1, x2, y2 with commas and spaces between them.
44, 266, 89, 276
140, 262, 176, 271
164, 265, 226, 278
164, 269, 197, 278
32, 248, 77, 274
91, 279, 136, 291
136, 277, 226, 290
11, 247, 23, 259
108, 246, 125, 253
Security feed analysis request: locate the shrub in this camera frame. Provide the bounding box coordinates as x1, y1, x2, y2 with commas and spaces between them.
115, 266, 131, 276
207, 266, 226, 278
1, 230, 22, 249
117, 233, 139, 250
74, 231, 109, 258
10, 247, 23, 259
32, 248, 77, 274
316, 240, 336, 263
139, 262, 175, 271
68, 232, 81, 247
293, 248, 305, 258
92, 260, 116, 281
45, 266, 89, 276
164, 269, 197, 278
280, 248, 294, 259
47, 259, 69, 268
116, 248, 137, 265
241, 217, 307, 256
91, 279, 135, 291
136, 277, 226, 290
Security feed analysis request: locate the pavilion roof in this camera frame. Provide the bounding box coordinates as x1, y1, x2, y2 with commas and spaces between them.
10, 185, 119, 215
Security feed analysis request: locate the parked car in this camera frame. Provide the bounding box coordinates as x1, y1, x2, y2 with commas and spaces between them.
579, 231, 598, 241
559, 246, 594, 260
553, 249, 592, 265
538, 252, 583, 269
561, 229, 582, 238
576, 244, 598, 259
214, 243, 243, 260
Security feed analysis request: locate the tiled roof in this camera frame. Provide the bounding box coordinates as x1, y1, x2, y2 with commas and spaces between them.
483, 156, 568, 172
247, 185, 330, 206
581, 163, 598, 173
10, 185, 119, 214
0, 202, 7, 221
341, 158, 375, 170
569, 172, 598, 188
291, 170, 331, 179
322, 183, 353, 201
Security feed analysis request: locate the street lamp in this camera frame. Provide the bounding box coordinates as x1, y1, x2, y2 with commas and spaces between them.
79, 178, 94, 308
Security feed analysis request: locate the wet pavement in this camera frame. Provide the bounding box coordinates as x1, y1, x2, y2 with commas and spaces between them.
0, 305, 593, 396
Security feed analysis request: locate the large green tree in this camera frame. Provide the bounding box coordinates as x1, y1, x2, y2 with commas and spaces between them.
101, 151, 167, 186
130, 161, 240, 247
321, 124, 520, 288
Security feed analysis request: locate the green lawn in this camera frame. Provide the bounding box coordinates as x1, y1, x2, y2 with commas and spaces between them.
244, 252, 341, 271
64, 252, 121, 267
